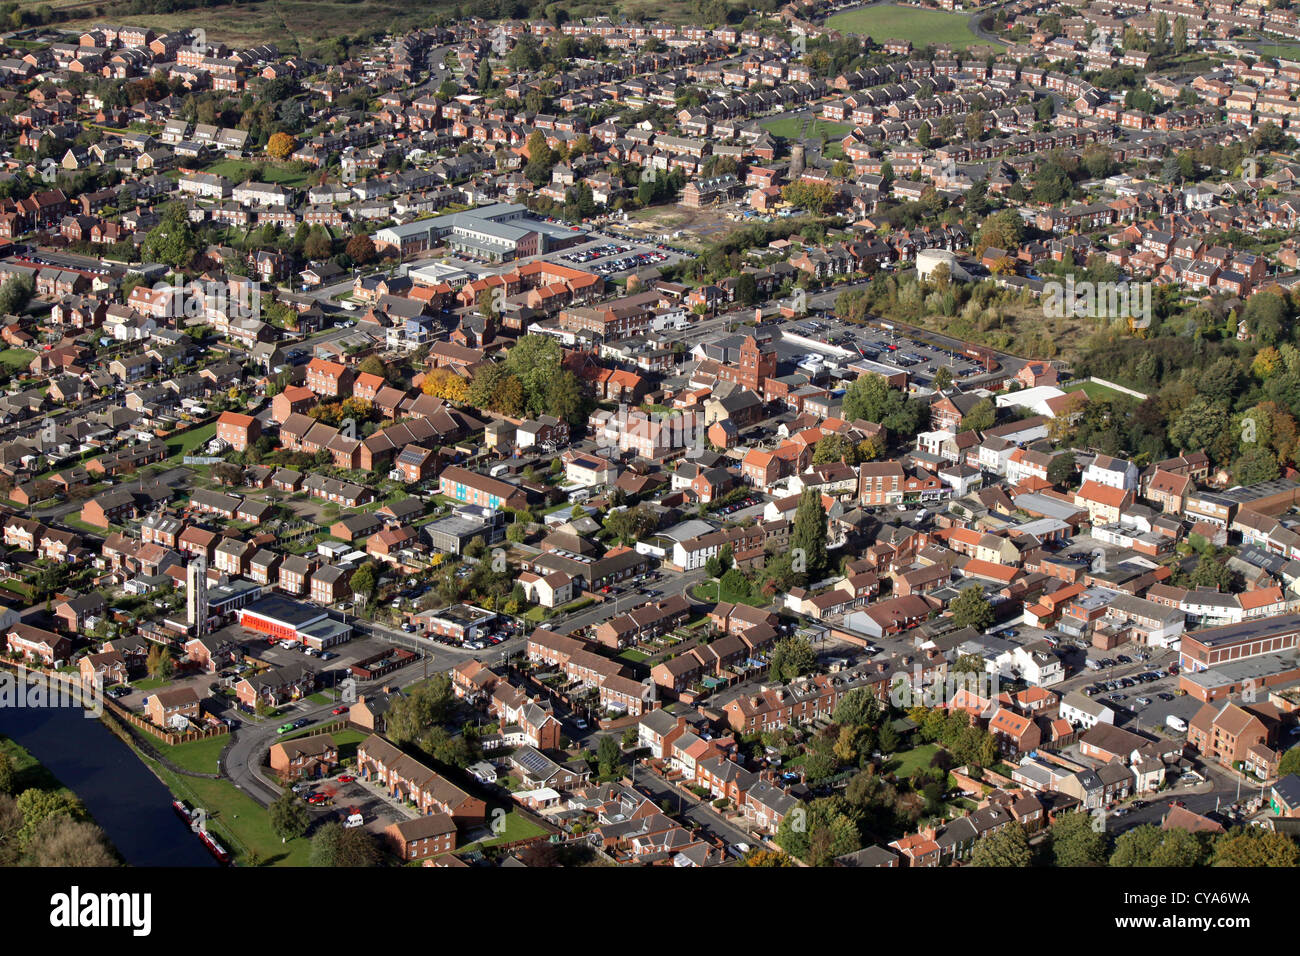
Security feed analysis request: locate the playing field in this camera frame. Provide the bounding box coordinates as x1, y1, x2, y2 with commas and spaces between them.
828, 4, 993, 50
760, 117, 854, 141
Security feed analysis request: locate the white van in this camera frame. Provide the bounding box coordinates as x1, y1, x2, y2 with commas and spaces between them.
1165, 715, 1187, 733
489, 463, 510, 478
344, 809, 364, 829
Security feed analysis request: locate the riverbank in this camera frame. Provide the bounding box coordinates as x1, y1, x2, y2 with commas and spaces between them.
99, 704, 315, 867
0, 732, 124, 865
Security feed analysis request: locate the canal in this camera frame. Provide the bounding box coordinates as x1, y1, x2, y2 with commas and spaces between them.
0, 701, 217, 867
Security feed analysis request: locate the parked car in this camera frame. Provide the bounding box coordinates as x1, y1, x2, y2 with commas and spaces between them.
307, 793, 331, 805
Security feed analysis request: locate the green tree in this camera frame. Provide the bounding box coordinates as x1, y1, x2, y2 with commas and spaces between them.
1210, 827, 1299, 867
963, 397, 997, 432
0, 274, 33, 316
769, 636, 817, 682
0, 752, 14, 795
1049, 811, 1108, 867
970, 822, 1031, 866
146, 645, 174, 682
350, 563, 377, 601
949, 586, 994, 630
597, 735, 623, 777
269, 790, 310, 842
309, 821, 383, 866
790, 488, 829, 582
1047, 451, 1077, 487
1110, 824, 1204, 867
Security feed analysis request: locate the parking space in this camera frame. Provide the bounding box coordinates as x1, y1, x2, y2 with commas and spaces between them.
296, 774, 410, 833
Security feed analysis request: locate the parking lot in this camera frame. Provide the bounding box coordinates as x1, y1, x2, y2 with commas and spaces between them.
547, 231, 691, 278
826, 320, 987, 387
294, 772, 410, 835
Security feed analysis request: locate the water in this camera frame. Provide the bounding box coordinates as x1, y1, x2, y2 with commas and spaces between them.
1, 702, 217, 867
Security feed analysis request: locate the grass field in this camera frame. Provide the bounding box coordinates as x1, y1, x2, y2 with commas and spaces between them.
155, 734, 229, 775
1066, 381, 1143, 403
165, 422, 217, 460
759, 117, 854, 143
0, 348, 34, 373
690, 579, 769, 608
883, 743, 940, 779
827, 4, 997, 50
204, 159, 314, 189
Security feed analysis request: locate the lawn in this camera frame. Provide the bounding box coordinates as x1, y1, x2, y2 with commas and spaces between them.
132, 677, 172, 691
458, 807, 549, 854
884, 743, 941, 779
690, 579, 769, 608
617, 648, 650, 664
155, 734, 229, 775
204, 158, 314, 188
1066, 381, 1143, 403
141, 754, 312, 866
0, 348, 35, 372
165, 422, 217, 459
827, 4, 1000, 49
760, 117, 853, 144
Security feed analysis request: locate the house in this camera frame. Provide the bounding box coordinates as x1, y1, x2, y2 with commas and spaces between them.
269, 733, 339, 781
145, 687, 202, 729
384, 813, 457, 861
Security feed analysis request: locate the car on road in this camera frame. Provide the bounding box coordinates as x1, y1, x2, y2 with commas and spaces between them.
338, 774, 355, 783
293, 717, 312, 729
332, 706, 349, 715
573, 718, 587, 730
277, 723, 295, 734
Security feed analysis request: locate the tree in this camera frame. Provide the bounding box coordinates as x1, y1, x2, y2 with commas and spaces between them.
1211, 827, 1300, 867
597, 735, 623, 777
15, 789, 84, 850
769, 636, 817, 682
346, 234, 376, 265
1047, 451, 1077, 487
970, 822, 1031, 866
23, 816, 116, 867
350, 563, 377, 601
949, 586, 994, 630
963, 397, 997, 432
309, 821, 383, 866
1049, 811, 1107, 867
357, 355, 389, 381
146, 645, 174, 682
790, 488, 829, 583
1279, 747, 1300, 778
0, 274, 33, 316
1110, 824, 1204, 867
141, 203, 198, 270
932, 366, 953, 391
0, 752, 14, 795
269, 790, 310, 842
266, 131, 296, 160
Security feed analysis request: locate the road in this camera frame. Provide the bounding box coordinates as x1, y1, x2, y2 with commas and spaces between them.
220, 627, 527, 806
632, 763, 755, 849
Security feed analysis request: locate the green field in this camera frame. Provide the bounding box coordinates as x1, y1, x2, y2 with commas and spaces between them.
760, 117, 854, 144
165, 422, 217, 460
0, 348, 34, 373
204, 159, 314, 188
883, 743, 940, 779
828, 4, 999, 50
155, 734, 229, 775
